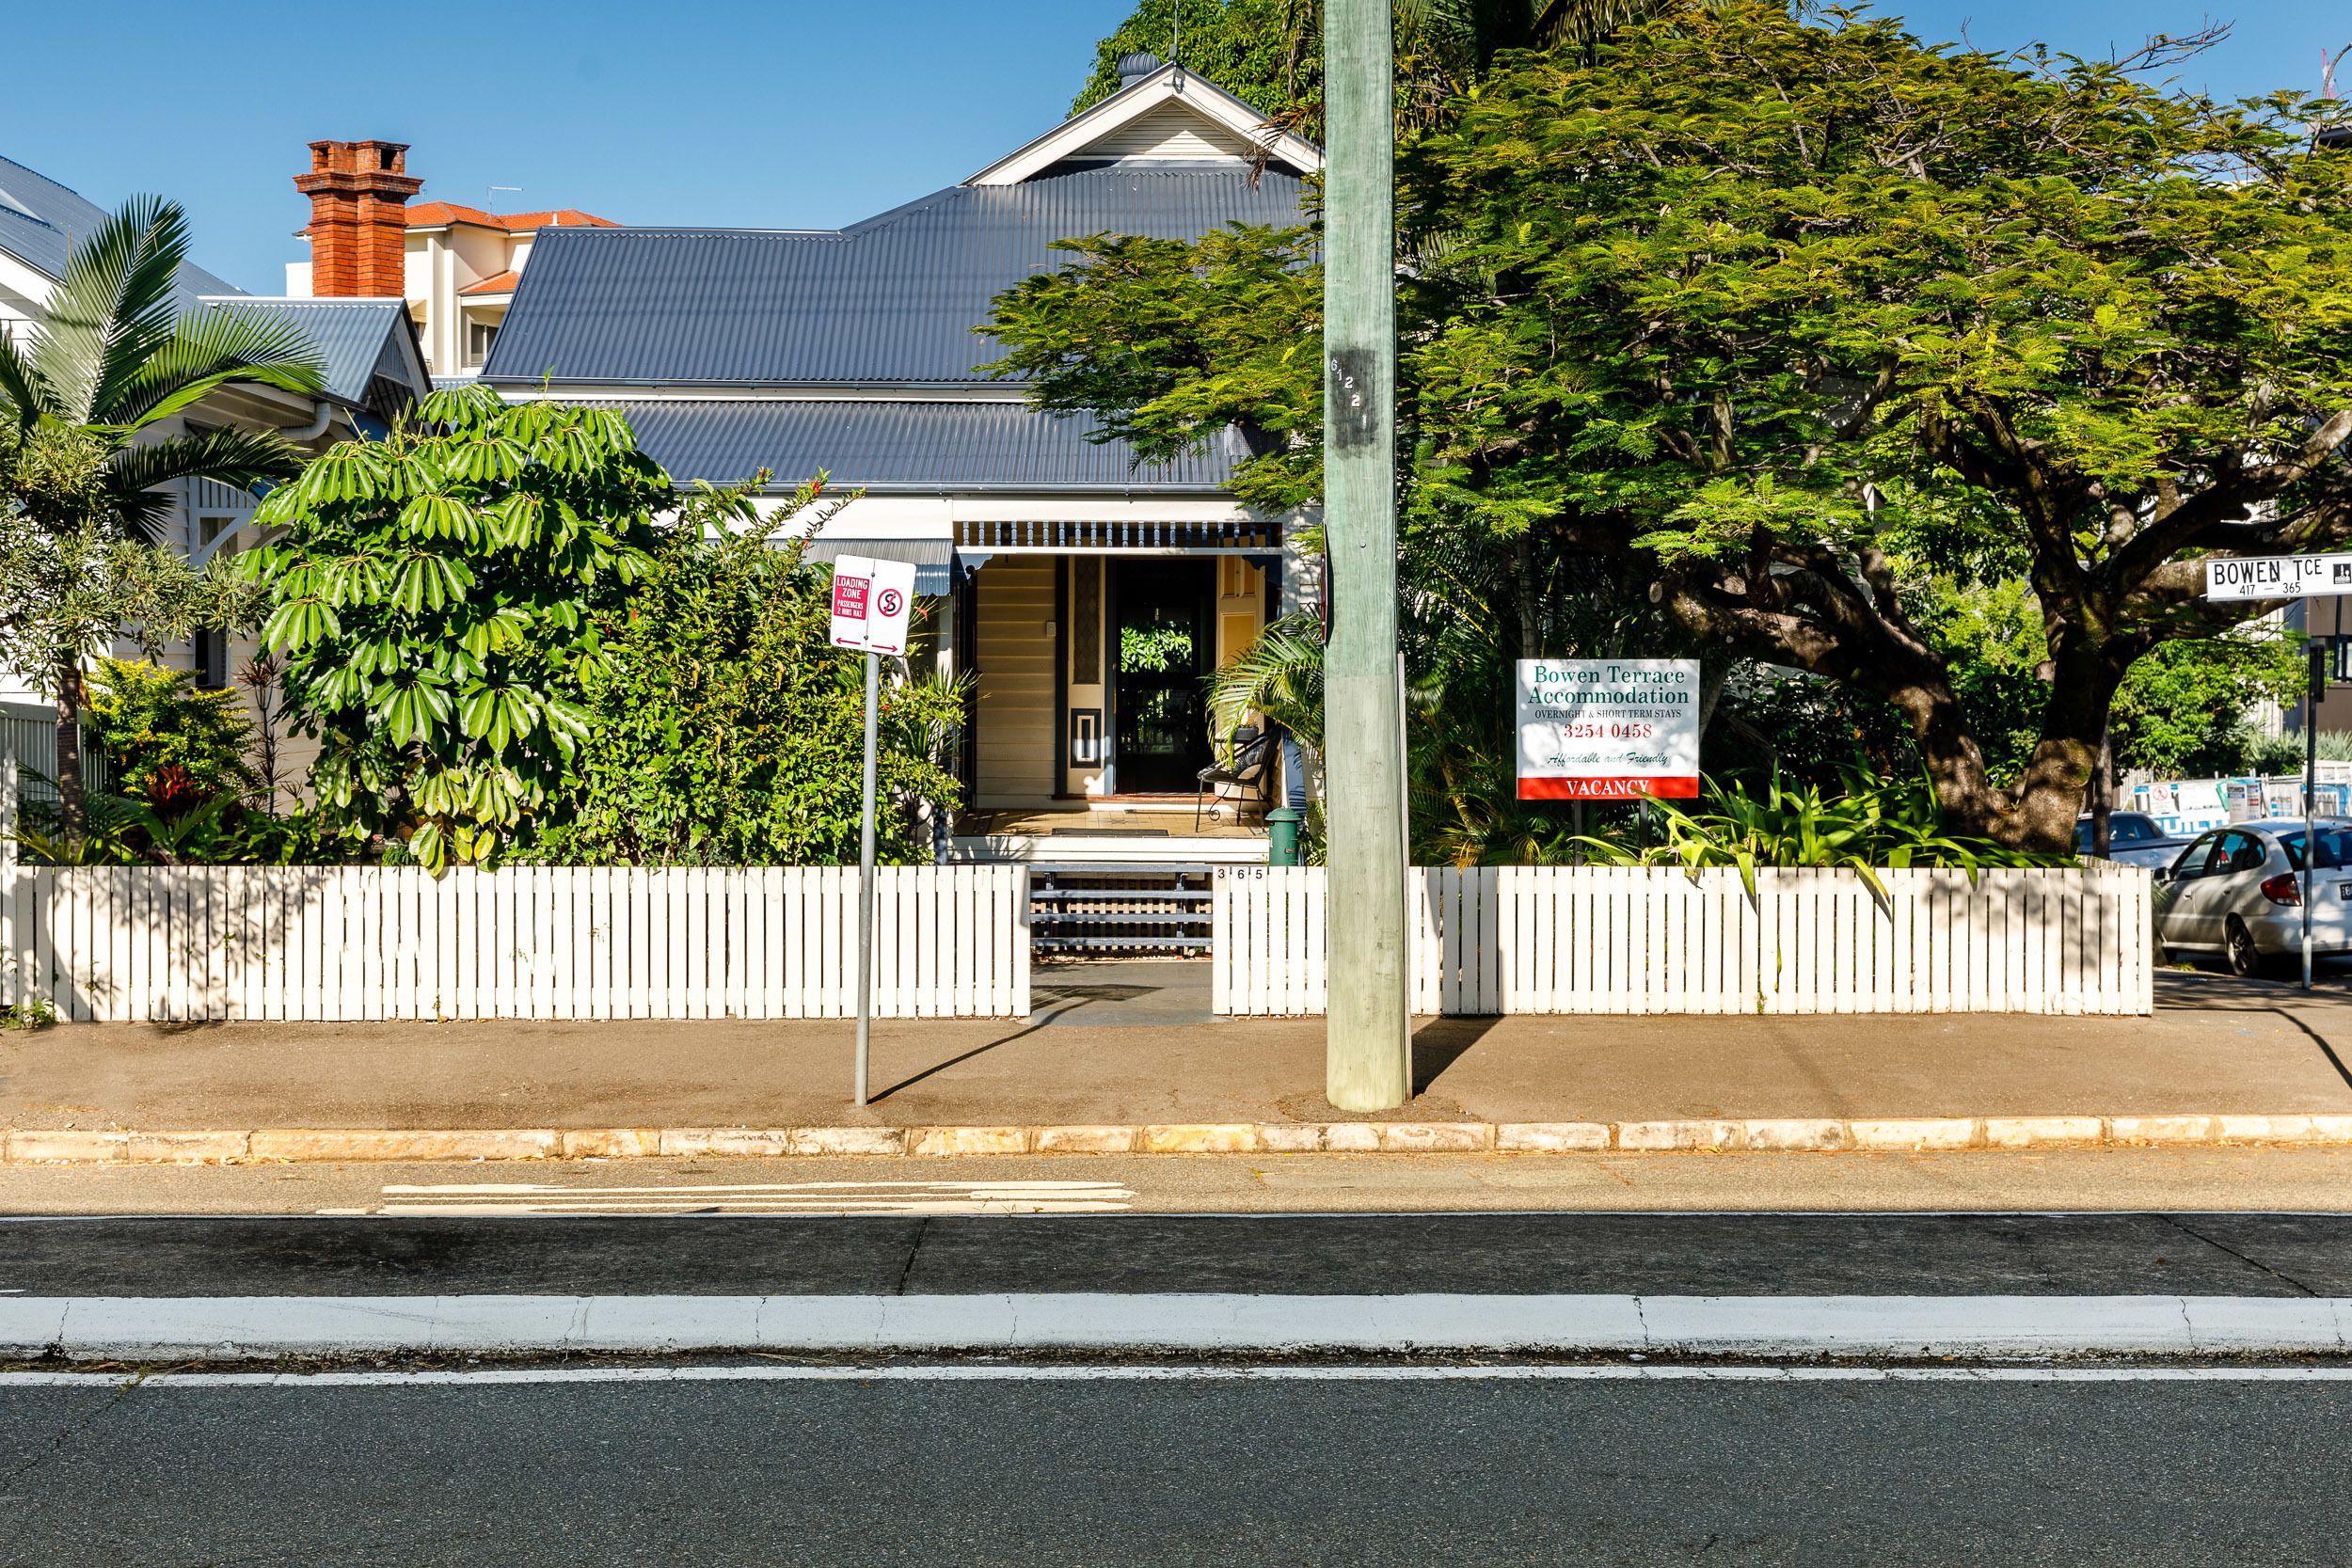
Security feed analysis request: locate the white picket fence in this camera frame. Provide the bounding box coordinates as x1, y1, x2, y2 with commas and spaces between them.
1212, 865, 2153, 1017
0, 864, 1030, 1022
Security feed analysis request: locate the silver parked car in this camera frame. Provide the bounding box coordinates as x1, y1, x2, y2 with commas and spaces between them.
2074, 811, 2195, 870
2152, 818, 2352, 976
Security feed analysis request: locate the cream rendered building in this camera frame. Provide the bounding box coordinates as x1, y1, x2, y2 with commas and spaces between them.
282, 141, 613, 380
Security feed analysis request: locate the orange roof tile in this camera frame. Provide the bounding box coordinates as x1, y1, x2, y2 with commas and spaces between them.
459, 269, 521, 295
403, 202, 618, 231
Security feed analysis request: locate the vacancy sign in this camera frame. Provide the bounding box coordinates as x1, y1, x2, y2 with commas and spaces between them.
828, 554, 918, 656
2206, 554, 2352, 601
1517, 658, 1701, 800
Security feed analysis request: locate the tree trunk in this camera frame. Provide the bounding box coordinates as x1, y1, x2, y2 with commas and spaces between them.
1989, 644, 2127, 856
1838, 647, 2107, 855
2090, 726, 2113, 860
1696, 660, 1729, 737
1648, 568, 2113, 855
52, 657, 86, 838
1880, 672, 2010, 833
1514, 532, 1540, 660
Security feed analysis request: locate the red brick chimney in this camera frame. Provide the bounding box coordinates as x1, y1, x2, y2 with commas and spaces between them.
294, 140, 422, 297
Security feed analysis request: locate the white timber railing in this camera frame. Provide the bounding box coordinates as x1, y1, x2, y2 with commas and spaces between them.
0, 864, 1030, 1022
1212, 864, 2153, 1017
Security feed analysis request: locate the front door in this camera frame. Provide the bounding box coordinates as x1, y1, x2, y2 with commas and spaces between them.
1110, 559, 1216, 794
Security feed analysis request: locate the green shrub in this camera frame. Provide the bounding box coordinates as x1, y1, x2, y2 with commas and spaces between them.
0, 997, 57, 1031
2244, 729, 2352, 775
1565, 770, 2073, 896
83, 658, 256, 811
8, 782, 367, 867
520, 479, 967, 866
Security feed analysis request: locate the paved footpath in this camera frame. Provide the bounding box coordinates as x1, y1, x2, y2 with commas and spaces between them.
10, 968, 2351, 1149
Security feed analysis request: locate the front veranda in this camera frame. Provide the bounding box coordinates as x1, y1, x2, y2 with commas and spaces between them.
915, 522, 1297, 868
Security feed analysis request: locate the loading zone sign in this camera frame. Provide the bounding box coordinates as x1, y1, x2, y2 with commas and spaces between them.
2206, 554, 2352, 601
1517, 658, 1701, 800
828, 554, 918, 656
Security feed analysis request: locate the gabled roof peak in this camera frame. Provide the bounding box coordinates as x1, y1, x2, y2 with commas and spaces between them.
963, 61, 1322, 187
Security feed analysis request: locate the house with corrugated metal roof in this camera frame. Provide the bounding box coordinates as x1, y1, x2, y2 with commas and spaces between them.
0, 150, 430, 733
480, 57, 1322, 867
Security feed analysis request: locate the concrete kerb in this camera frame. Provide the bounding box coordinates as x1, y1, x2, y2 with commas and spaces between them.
6, 1292, 2350, 1362
4, 1115, 2352, 1165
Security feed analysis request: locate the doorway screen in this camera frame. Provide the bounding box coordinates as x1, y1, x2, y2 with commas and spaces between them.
1110, 558, 1216, 793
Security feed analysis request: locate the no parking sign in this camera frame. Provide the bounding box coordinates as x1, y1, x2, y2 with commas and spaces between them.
827, 552, 922, 1111
828, 554, 918, 657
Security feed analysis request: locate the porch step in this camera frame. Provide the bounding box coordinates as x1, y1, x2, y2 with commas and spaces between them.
1027, 863, 1215, 956
947, 833, 1267, 865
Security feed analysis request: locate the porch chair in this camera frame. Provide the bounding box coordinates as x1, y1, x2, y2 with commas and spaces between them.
1195, 724, 1276, 830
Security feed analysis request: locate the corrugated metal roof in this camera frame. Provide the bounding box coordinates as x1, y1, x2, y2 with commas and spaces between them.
610, 399, 1238, 492
199, 298, 428, 406
0, 152, 246, 299
482, 164, 1306, 387
798, 536, 956, 594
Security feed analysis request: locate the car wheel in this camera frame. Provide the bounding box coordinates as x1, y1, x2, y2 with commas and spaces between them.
2225, 917, 2272, 979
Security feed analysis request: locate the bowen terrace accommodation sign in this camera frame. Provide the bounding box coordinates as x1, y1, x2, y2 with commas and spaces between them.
1517, 658, 1702, 800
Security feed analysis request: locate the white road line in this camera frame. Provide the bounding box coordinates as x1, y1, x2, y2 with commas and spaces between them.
0, 1293, 2344, 1361
375, 1202, 1135, 1217
342, 1179, 1136, 1218
379, 1182, 1133, 1196
0, 1364, 2350, 1389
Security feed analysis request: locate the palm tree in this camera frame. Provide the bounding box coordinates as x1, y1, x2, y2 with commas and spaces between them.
0, 197, 325, 832
1210, 612, 1326, 753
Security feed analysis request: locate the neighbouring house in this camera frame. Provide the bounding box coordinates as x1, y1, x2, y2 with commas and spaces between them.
479, 55, 1323, 867
2278, 597, 2352, 734
0, 148, 430, 802
281, 140, 616, 380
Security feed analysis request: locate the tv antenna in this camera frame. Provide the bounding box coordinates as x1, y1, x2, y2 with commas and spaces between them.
486, 184, 522, 211
2323, 43, 2352, 97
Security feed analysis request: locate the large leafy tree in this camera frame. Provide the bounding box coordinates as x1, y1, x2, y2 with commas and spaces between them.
0, 197, 324, 832
1074, 0, 1699, 135
1408, 4, 2352, 850
998, 4, 2352, 852
243, 386, 668, 870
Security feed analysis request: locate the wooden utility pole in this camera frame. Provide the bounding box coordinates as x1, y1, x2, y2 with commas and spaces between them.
1322, 0, 1411, 1110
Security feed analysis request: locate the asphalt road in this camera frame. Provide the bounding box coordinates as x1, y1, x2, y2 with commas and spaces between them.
7, 1210, 2352, 1298
1, 1369, 2347, 1565
6, 1146, 2352, 1215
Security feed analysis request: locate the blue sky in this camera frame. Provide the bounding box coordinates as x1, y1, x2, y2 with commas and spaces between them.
1, 1, 2344, 293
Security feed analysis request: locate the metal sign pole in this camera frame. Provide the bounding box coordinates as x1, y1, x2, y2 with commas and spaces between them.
2306, 642, 2322, 993
830, 551, 912, 1108
855, 648, 881, 1105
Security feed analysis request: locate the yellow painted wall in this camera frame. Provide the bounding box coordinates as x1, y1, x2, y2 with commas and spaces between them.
973, 558, 1057, 806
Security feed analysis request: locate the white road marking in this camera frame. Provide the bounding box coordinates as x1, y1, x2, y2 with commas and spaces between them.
338, 1180, 1136, 1217
0, 1364, 2348, 1389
